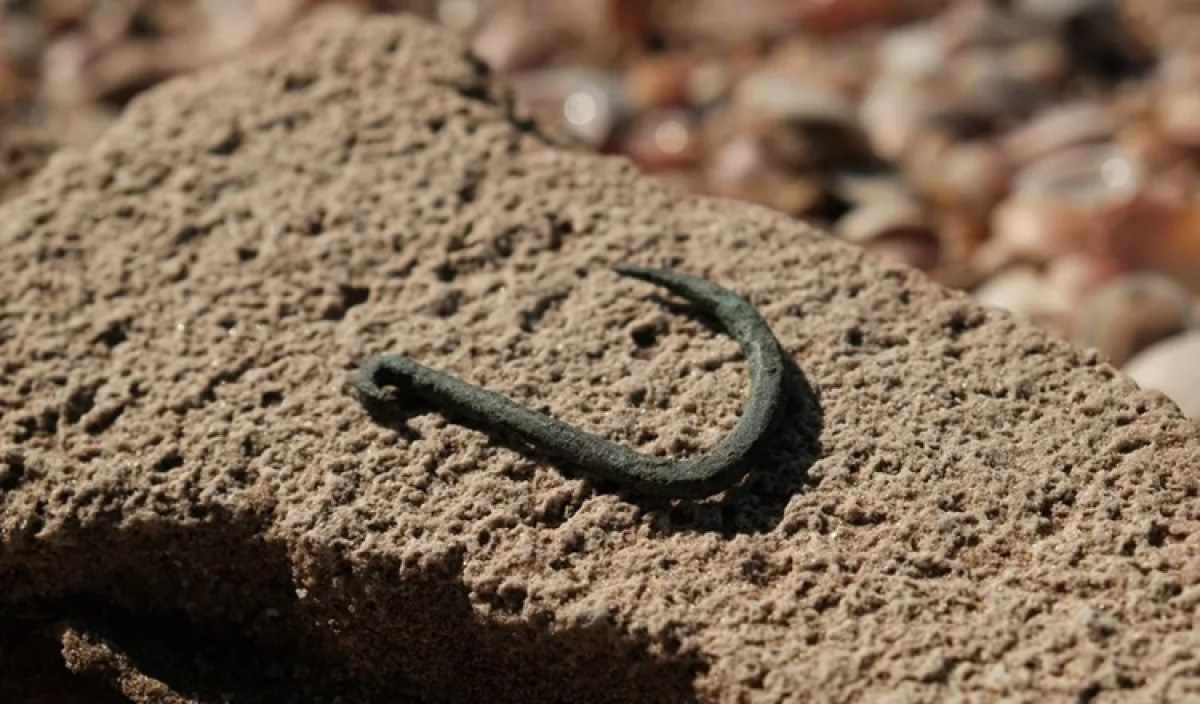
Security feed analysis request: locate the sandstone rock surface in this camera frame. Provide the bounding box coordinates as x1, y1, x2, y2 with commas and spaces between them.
2, 15, 1198, 704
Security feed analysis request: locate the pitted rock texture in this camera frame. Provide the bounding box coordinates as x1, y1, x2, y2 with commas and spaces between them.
2, 14, 1199, 704
0, 128, 57, 205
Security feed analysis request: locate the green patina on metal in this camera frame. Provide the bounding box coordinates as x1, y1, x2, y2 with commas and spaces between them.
351, 266, 786, 499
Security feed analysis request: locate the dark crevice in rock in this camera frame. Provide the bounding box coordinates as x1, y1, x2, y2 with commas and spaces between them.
0, 450, 26, 491
2, 515, 706, 703
0, 619, 127, 704
0, 513, 367, 700
300, 547, 706, 704
152, 450, 184, 473
93, 320, 130, 349
50, 601, 379, 704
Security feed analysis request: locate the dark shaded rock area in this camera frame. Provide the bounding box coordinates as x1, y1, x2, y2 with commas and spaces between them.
1, 14, 1197, 703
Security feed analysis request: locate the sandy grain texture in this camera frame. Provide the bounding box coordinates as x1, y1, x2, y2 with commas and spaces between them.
1, 14, 1198, 703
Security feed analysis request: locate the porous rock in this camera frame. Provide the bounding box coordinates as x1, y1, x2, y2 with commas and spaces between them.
1, 15, 1198, 703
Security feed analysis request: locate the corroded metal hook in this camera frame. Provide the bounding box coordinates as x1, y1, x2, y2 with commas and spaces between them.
351, 265, 786, 499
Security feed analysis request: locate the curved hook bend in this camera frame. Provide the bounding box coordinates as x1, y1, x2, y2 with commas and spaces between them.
351, 265, 786, 498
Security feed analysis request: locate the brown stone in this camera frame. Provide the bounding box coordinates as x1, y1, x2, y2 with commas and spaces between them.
2, 15, 1199, 703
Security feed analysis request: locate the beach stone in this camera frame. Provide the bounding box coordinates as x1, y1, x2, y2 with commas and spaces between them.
2, 14, 1198, 703
1124, 330, 1200, 420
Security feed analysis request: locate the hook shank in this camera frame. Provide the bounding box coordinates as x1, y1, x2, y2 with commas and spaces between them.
351, 265, 786, 499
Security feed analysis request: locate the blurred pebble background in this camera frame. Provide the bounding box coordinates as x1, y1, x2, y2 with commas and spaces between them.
2, 0, 1199, 419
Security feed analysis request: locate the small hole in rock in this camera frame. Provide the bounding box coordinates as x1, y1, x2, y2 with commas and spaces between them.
208, 122, 242, 156
631, 326, 659, 349
339, 285, 370, 310
305, 212, 325, 237
94, 322, 128, 348
431, 290, 461, 318
155, 451, 184, 473
455, 83, 490, 104
176, 224, 203, 244
0, 452, 26, 490
283, 72, 316, 92
1147, 522, 1167, 548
